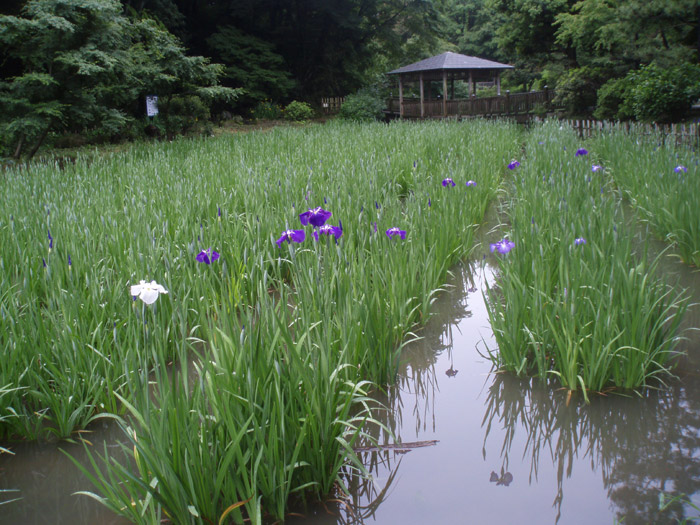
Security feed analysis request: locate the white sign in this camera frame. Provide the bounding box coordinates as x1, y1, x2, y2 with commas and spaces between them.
146, 96, 159, 117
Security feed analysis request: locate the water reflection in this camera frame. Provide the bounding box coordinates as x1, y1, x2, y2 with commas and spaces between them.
0, 420, 129, 524
289, 254, 700, 525
483, 373, 700, 524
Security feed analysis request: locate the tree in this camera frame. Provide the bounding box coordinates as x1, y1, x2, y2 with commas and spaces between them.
123, 0, 443, 102
555, 0, 699, 118
437, 0, 505, 61
489, 0, 575, 90
207, 26, 296, 107
0, 0, 240, 159
556, 0, 698, 72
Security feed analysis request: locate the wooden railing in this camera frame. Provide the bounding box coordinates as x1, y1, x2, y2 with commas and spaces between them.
321, 97, 345, 114
386, 89, 555, 119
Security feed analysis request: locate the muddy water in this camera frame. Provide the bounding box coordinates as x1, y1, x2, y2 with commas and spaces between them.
2, 250, 700, 524
0, 419, 130, 524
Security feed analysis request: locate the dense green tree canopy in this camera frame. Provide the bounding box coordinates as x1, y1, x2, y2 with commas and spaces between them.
0, 0, 240, 158
1, 0, 699, 158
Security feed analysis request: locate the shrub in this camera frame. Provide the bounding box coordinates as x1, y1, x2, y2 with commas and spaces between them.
283, 100, 314, 121
593, 77, 635, 121
161, 95, 210, 135
597, 63, 700, 123
625, 63, 700, 123
251, 100, 282, 120
338, 89, 385, 122
554, 67, 605, 116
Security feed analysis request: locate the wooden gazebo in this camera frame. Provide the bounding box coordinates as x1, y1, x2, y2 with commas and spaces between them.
387, 52, 514, 119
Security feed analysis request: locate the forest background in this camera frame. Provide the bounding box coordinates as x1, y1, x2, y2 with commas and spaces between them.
1, 0, 699, 159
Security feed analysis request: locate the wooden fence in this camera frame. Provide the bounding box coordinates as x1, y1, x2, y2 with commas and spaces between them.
320, 97, 345, 114
386, 89, 555, 119
564, 119, 700, 149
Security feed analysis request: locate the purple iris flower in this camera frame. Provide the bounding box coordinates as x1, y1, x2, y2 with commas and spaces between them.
372, 221, 378, 234
428, 198, 432, 207
442, 178, 456, 187
42, 257, 46, 268
490, 239, 515, 254
196, 248, 220, 264
575, 148, 588, 157
591, 165, 603, 172
48, 230, 53, 250
68, 254, 72, 267
386, 227, 406, 240
299, 207, 332, 227
507, 161, 520, 170
217, 206, 222, 220
313, 224, 343, 241
466, 180, 477, 187
674, 165, 687, 173
574, 237, 586, 246
276, 229, 306, 247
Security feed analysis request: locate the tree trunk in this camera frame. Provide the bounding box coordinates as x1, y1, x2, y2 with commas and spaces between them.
26, 126, 50, 161
12, 133, 24, 159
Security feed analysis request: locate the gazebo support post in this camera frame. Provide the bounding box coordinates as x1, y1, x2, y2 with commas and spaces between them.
442, 70, 448, 117
468, 71, 473, 97
496, 72, 501, 96
420, 72, 425, 118
399, 76, 404, 118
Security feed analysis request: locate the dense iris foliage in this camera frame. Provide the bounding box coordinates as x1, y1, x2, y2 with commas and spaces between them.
0, 120, 520, 522
485, 121, 689, 399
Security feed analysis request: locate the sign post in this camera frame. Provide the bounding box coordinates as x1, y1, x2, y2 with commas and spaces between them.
146, 95, 159, 117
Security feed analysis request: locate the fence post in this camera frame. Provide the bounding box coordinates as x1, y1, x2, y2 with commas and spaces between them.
505, 90, 510, 116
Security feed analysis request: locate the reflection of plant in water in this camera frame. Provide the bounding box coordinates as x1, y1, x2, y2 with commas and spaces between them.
482, 373, 700, 525
659, 492, 700, 524
490, 468, 514, 486
312, 261, 485, 523
334, 451, 405, 524
385, 261, 480, 439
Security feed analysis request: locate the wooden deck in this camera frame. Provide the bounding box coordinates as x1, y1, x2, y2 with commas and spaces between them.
385, 89, 556, 120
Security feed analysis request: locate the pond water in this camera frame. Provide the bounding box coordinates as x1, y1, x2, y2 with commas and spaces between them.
2, 237, 700, 525
287, 236, 700, 524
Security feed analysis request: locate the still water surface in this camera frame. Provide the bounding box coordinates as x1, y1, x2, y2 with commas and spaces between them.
289, 250, 700, 525
2, 249, 699, 524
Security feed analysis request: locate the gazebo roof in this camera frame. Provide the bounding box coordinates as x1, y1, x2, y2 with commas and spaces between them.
388, 52, 513, 75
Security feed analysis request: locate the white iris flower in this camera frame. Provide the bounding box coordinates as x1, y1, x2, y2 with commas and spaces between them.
130, 280, 168, 305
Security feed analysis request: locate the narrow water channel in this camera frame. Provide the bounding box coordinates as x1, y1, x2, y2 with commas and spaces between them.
288, 244, 700, 524
2, 243, 700, 525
